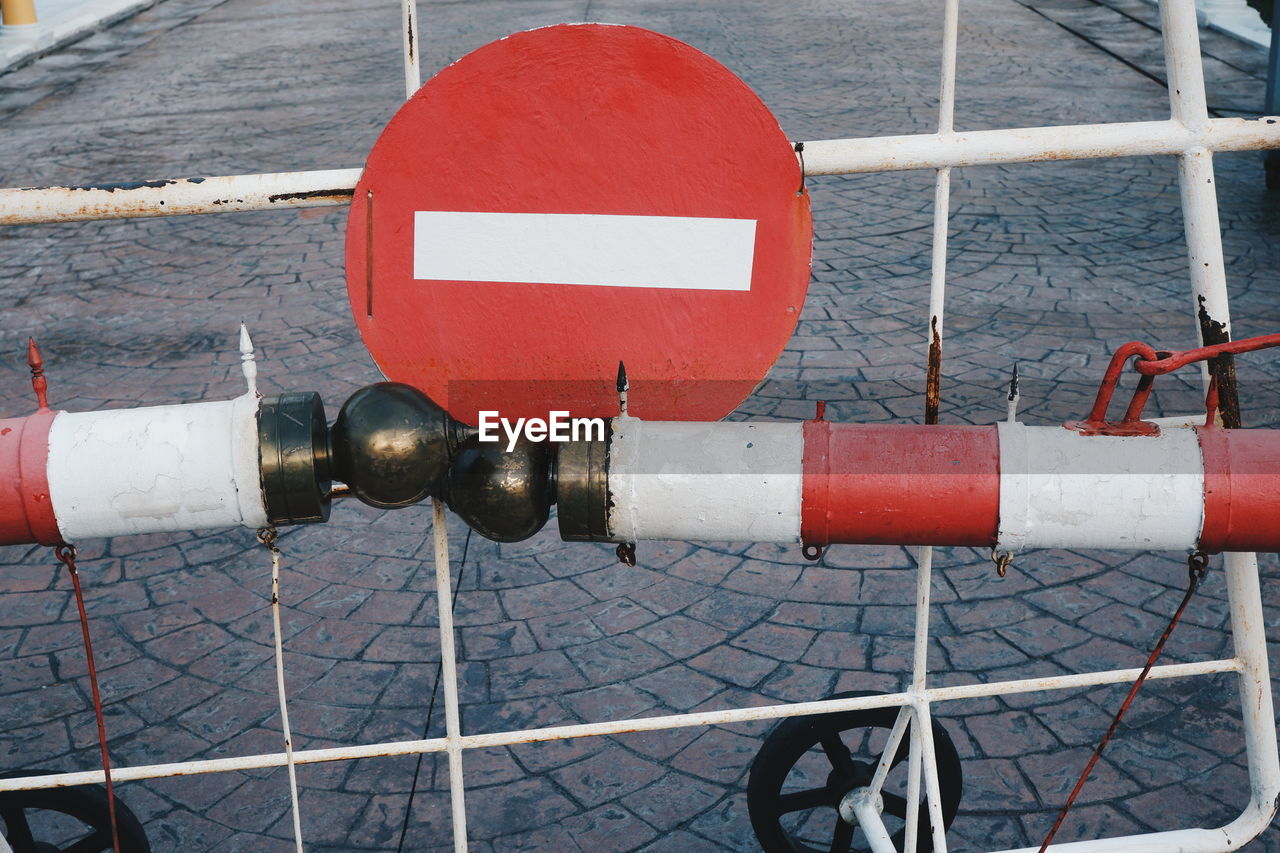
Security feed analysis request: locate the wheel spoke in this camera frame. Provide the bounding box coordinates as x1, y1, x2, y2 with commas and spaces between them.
63, 829, 112, 853
1, 807, 35, 850
819, 730, 856, 778
829, 817, 854, 853
881, 791, 909, 818
776, 786, 836, 814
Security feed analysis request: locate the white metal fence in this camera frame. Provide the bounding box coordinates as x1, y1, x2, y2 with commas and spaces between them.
1, 2, 1278, 852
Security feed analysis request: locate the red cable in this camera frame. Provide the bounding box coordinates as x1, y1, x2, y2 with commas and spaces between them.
56, 544, 122, 853
1036, 552, 1208, 852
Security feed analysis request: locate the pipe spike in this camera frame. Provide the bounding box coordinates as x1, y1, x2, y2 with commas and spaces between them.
240, 323, 259, 398
27, 338, 49, 411
616, 360, 629, 416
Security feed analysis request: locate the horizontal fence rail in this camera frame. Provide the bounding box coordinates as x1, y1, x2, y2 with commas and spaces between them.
0, 656, 1239, 792
2, 117, 1279, 226
1, 1, 1278, 851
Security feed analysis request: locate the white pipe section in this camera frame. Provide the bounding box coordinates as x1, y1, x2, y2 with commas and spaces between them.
914, 702, 950, 853
845, 792, 897, 853
46, 394, 266, 542
800, 117, 1280, 175
0, 169, 362, 225
401, 0, 421, 98
903, 708, 925, 853
1219, 551, 1280, 848
1161, 6, 1280, 843
431, 499, 469, 853
606, 417, 803, 542
991, 826, 1250, 853
996, 422, 1203, 552
907, 1, 959, 843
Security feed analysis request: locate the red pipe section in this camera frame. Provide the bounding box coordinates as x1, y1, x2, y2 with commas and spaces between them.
0, 409, 60, 546
1197, 426, 1280, 553
802, 421, 1000, 547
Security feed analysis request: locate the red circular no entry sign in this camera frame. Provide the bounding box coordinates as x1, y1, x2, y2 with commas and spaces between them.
345, 23, 812, 423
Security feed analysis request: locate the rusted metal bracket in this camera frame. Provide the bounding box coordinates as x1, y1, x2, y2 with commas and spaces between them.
1066, 332, 1280, 436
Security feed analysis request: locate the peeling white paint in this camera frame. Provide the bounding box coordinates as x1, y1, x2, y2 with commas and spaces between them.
997, 422, 1204, 552
47, 394, 266, 542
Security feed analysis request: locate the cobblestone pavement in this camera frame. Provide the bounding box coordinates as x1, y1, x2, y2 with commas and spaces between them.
2, 0, 1280, 850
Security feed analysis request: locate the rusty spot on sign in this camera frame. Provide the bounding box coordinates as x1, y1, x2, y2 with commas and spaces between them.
364, 190, 375, 318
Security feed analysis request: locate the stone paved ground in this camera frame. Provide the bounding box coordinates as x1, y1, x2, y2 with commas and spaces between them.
1, 0, 1280, 850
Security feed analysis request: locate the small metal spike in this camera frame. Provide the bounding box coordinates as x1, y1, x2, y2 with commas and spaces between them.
616, 360, 629, 416
27, 338, 49, 411
240, 323, 259, 398
1006, 363, 1021, 424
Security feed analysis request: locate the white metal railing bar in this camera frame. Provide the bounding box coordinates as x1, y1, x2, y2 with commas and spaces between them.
0, 3, 1276, 851
916, 700, 950, 853
905, 0, 961, 847
0, 657, 1240, 793
849, 791, 898, 853
1160, 2, 1280, 847
401, 0, 421, 98
3, 118, 1280, 226
0, 169, 363, 225
430, 499, 468, 853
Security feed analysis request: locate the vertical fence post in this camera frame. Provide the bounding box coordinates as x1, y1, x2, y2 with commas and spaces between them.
1162, 0, 1280, 837
1265, 3, 1280, 187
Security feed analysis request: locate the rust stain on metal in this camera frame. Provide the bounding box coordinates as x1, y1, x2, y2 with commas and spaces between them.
267, 187, 356, 204
364, 189, 375, 318
1197, 296, 1242, 429
924, 315, 942, 425
406, 9, 416, 63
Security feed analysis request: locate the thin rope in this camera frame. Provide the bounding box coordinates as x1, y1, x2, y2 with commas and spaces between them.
55, 543, 121, 853
1037, 551, 1209, 851
258, 527, 304, 853
395, 525, 471, 853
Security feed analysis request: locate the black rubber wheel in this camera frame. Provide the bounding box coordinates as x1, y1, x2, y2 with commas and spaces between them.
747, 692, 963, 853
0, 771, 151, 853
1266, 152, 1280, 191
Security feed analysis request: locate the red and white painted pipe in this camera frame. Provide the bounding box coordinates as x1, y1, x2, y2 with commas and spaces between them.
0, 394, 267, 546
605, 415, 1280, 554
1, 376, 1277, 554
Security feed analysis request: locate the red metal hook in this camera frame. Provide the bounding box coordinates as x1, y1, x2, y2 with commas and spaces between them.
1067, 332, 1280, 436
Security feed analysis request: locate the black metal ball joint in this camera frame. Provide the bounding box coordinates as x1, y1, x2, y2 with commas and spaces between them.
256, 382, 606, 543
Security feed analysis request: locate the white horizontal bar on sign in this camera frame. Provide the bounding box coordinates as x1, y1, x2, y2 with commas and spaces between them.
413, 211, 756, 291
